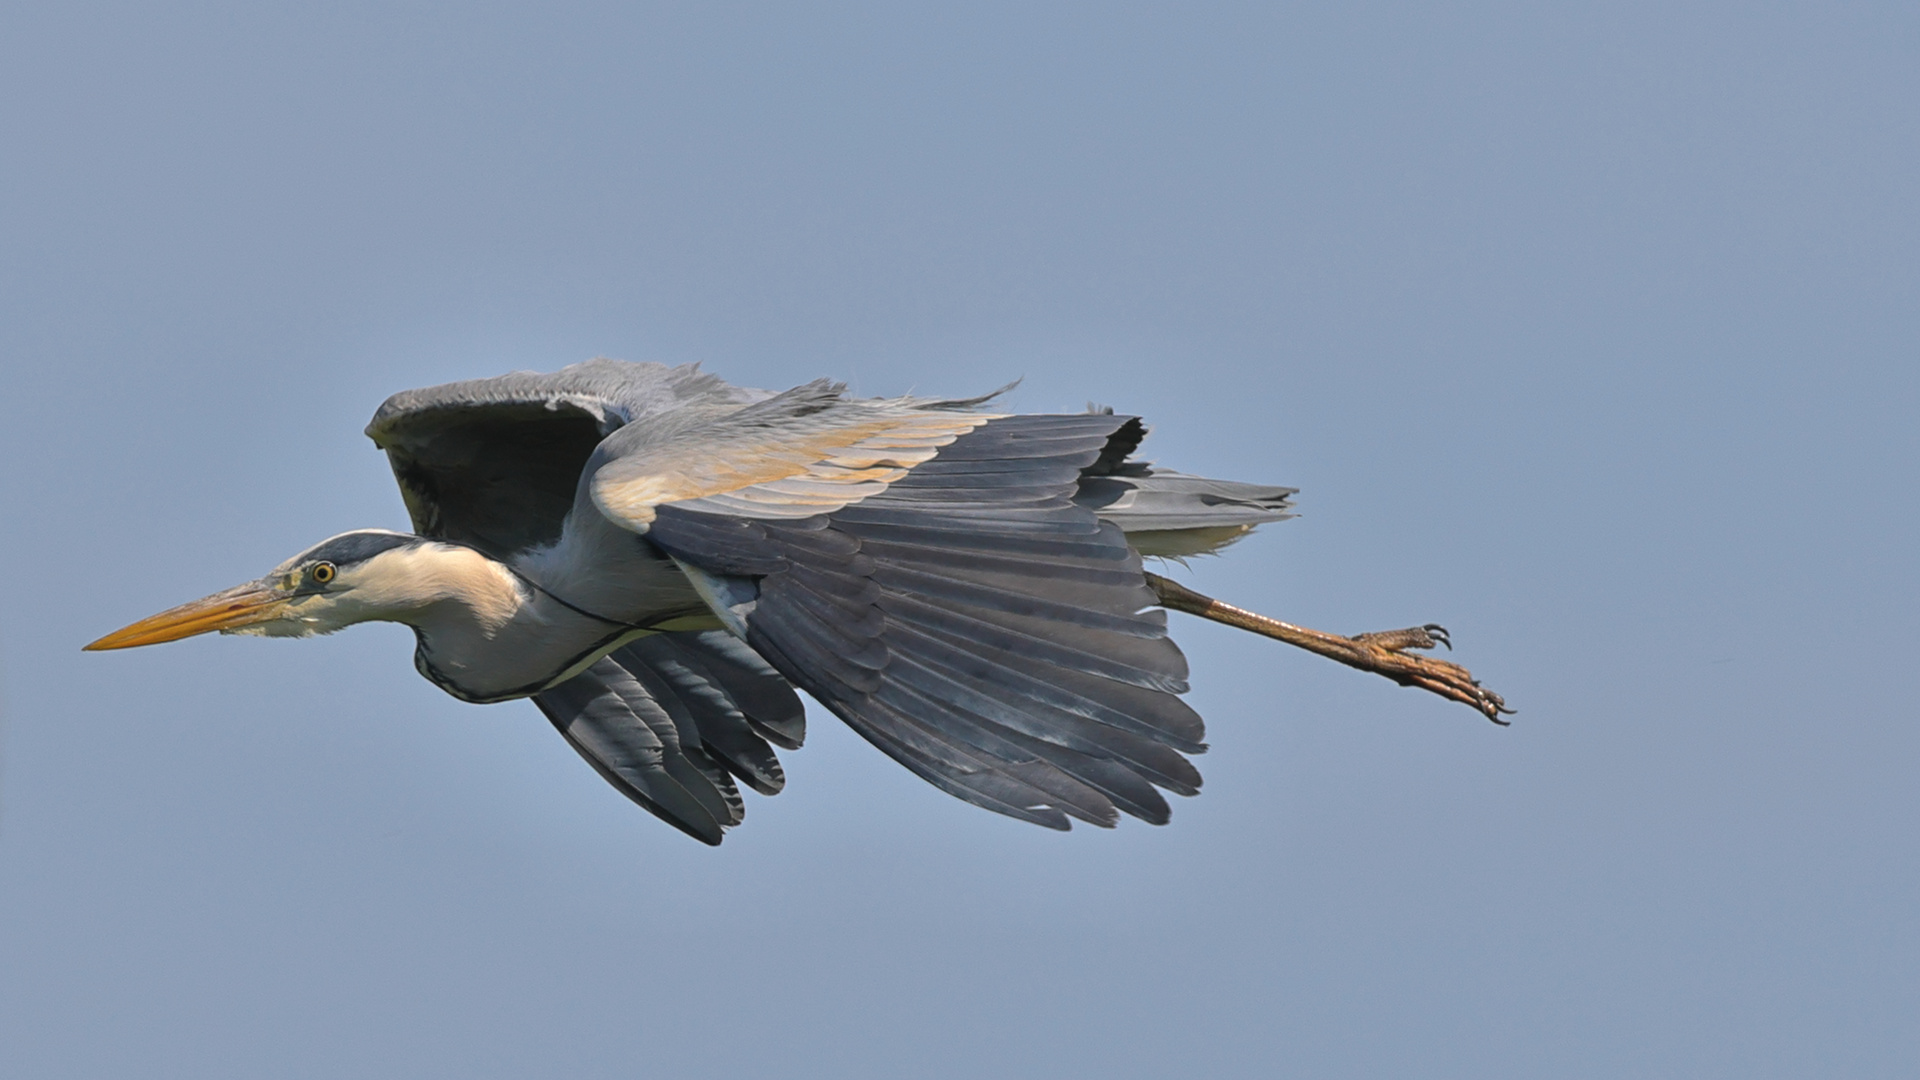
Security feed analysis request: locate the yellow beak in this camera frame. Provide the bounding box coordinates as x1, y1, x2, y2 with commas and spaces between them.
84, 581, 293, 651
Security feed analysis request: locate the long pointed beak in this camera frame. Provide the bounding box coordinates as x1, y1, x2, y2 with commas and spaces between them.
84, 581, 292, 651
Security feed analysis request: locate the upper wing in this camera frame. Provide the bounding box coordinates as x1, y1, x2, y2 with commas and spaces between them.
365, 358, 768, 560
596, 404, 1206, 831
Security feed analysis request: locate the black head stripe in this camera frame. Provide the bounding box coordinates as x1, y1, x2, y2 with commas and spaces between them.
301, 531, 420, 568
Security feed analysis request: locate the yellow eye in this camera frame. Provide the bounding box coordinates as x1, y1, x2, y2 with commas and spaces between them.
311, 562, 337, 585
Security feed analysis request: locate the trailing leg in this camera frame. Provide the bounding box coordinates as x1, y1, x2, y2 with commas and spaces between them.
1144, 572, 1514, 724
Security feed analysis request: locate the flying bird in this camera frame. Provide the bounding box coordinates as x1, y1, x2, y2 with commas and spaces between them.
87, 360, 1509, 843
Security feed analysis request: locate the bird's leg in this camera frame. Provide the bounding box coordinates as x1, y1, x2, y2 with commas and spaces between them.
1143, 572, 1514, 724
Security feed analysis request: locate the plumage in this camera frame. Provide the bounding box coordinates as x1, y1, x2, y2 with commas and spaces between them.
95, 356, 1511, 847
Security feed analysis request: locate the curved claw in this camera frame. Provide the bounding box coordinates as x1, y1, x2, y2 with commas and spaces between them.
1422, 624, 1452, 650
1399, 666, 1514, 725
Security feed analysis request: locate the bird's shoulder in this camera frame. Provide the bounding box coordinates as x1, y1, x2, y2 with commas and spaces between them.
362, 359, 768, 557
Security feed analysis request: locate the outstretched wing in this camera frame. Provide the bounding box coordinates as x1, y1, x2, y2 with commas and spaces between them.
532, 630, 806, 845
591, 395, 1206, 831
365, 358, 768, 560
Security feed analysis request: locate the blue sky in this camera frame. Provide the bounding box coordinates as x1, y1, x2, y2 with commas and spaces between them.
1, 3, 1915, 1077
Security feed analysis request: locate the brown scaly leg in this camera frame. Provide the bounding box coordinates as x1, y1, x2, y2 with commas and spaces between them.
1144, 572, 1514, 724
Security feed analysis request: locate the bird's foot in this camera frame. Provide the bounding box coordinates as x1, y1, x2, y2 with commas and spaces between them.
1340, 623, 1512, 724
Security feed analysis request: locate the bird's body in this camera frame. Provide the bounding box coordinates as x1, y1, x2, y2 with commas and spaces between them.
90, 359, 1507, 843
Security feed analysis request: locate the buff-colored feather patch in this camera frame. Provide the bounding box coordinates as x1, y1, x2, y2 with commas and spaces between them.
592, 411, 1002, 530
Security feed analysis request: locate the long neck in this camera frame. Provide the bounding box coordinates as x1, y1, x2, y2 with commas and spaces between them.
405, 518, 706, 703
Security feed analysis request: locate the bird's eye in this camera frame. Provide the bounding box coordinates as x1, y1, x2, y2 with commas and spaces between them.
310, 562, 337, 585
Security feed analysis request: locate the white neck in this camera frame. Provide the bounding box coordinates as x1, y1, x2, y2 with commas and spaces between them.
328, 542, 527, 633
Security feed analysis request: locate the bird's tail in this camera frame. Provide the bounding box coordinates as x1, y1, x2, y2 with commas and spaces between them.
1081, 467, 1297, 557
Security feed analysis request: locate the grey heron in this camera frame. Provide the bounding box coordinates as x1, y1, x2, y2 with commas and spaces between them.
86, 359, 1509, 843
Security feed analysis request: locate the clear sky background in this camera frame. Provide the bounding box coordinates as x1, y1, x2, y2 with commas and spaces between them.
1, 3, 1914, 1077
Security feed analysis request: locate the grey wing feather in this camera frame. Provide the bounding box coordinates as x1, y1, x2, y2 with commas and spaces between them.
532, 655, 739, 845
365, 358, 770, 559
533, 630, 805, 844
619, 631, 807, 792
648, 414, 1206, 832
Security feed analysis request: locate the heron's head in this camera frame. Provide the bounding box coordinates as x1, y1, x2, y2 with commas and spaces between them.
84, 530, 518, 651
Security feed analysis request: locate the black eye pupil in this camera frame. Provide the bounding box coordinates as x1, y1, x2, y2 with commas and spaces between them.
313, 563, 335, 583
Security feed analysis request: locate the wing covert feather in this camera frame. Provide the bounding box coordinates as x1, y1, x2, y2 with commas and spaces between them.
590, 381, 1004, 528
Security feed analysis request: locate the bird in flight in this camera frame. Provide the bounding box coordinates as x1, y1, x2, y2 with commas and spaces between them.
87, 360, 1509, 843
